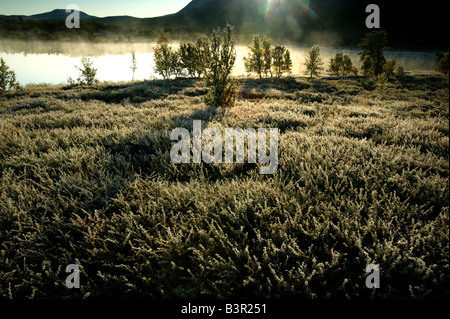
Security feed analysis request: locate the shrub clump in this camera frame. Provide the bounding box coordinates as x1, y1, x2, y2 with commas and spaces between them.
153, 30, 182, 80
67, 57, 99, 86
436, 52, 449, 76
0, 57, 19, 92
204, 24, 237, 108
359, 30, 388, 77
328, 53, 358, 77
244, 35, 292, 78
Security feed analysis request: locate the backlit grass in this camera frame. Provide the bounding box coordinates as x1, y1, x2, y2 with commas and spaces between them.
0, 75, 448, 298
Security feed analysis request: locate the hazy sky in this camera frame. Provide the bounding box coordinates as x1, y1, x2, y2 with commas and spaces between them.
0, 0, 193, 18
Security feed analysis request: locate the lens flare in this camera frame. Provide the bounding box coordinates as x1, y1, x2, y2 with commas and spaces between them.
259, 0, 319, 42
264, 0, 317, 20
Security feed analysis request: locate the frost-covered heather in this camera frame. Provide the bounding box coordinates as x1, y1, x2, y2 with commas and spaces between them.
0, 75, 448, 298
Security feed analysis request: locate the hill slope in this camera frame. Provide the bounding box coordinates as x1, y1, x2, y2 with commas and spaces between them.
168, 0, 447, 48
0, 9, 98, 21
0, 0, 448, 48
29, 9, 98, 21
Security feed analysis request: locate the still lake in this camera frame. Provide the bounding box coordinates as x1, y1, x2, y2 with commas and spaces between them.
0, 40, 438, 85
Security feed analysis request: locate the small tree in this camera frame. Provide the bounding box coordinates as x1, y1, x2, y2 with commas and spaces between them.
304, 45, 323, 78
0, 57, 19, 92
376, 73, 388, 93
178, 36, 211, 78
395, 65, 405, 76
179, 42, 197, 78
361, 56, 375, 77
272, 46, 292, 78
130, 51, 137, 81
262, 36, 273, 78
205, 24, 237, 108
342, 55, 358, 76
244, 34, 264, 78
153, 30, 179, 80
359, 30, 388, 77
436, 52, 449, 76
328, 52, 344, 76
76, 57, 98, 85
170, 51, 183, 78
328, 52, 357, 76
196, 36, 211, 78
283, 49, 293, 76
383, 59, 397, 76
272, 46, 284, 78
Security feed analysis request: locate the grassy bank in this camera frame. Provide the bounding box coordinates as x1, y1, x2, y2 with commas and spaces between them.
0, 75, 448, 298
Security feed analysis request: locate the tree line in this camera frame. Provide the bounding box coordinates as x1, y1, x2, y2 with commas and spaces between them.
2, 27, 449, 108
0, 16, 155, 41
151, 29, 447, 82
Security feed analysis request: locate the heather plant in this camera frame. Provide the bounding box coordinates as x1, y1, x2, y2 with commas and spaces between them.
0, 73, 448, 300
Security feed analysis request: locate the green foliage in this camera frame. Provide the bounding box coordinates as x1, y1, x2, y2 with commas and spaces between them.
75, 57, 98, 85
244, 34, 265, 78
436, 52, 449, 76
0, 57, 19, 92
0, 75, 448, 299
65, 57, 98, 86
272, 46, 292, 78
376, 72, 388, 93
359, 31, 388, 77
66, 77, 76, 86
170, 50, 183, 78
179, 42, 197, 78
328, 52, 344, 76
303, 45, 324, 78
178, 37, 210, 78
244, 35, 292, 79
153, 30, 181, 80
205, 24, 237, 108
262, 37, 273, 78
328, 53, 357, 77
195, 36, 211, 78
383, 59, 397, 76
283, 49, 293, 76
361, 56, 375, 78
395, 65, 405, 76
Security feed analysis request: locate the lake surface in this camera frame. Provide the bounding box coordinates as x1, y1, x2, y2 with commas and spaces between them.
0, 40, 438, 85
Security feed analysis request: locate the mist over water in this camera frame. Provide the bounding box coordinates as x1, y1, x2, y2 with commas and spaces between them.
0, 40, 438, 85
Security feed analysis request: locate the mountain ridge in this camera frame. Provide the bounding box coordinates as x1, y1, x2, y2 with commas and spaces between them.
0, 0, 447, 49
